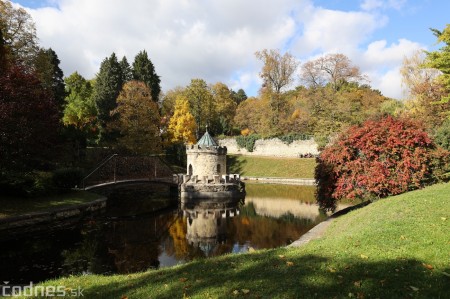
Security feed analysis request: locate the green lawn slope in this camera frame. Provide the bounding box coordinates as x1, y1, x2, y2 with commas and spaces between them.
19, 183, 449, 298
228, 155, 316, 178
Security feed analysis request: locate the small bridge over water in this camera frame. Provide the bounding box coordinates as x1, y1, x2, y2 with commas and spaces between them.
81, 154, 179, 191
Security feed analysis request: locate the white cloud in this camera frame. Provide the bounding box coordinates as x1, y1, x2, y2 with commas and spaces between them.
25, 0, 302, 93
16, 0, 424, 99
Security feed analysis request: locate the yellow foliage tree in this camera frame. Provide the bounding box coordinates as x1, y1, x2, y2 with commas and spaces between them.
168, 95, 197, 144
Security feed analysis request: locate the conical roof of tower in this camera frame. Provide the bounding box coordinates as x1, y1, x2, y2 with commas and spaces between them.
196, 128, 218, 146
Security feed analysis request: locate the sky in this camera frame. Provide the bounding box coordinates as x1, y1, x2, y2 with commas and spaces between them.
10, 0, 450, 99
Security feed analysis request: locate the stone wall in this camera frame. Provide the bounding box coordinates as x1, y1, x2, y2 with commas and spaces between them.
186, 149, 226, 177
218, 137, 319, 157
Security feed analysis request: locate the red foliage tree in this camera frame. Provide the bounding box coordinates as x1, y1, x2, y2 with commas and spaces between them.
316, 116, 450, 211
0, 64, 60, 171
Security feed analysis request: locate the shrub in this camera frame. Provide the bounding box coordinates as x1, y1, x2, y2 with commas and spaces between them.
52, 168, 84, 190
0, 171, 56, 197
277, 133, 313, 145
316, 116, 450, 211
236, 134, 260, 152
434, 119, 450, 151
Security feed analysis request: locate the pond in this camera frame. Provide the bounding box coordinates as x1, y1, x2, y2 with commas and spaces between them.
0, 183, 350, 284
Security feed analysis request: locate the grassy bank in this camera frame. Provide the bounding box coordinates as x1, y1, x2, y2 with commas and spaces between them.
0, 191, 103, 218
228, 155, 316, 178
22, 182, 450, 298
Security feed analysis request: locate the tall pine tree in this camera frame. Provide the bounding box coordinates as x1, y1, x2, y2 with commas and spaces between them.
132, 50, 161, 102
34, 48, 66, 114
120, 56, 133, 83
93, 52, 123, 144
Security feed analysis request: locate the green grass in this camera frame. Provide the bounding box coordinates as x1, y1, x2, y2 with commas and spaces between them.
228, 155, 316, 178
20, 182, 450, 298
0, 191, 104, 218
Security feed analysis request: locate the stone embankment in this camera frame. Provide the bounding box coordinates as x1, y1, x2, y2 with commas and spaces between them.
242, 176, 316, 185
219, 137, 319, 158
0, 198, 107, 240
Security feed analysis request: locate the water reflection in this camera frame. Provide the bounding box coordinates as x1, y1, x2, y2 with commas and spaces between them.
0, 183, 349, 283
183, 199, 241, 257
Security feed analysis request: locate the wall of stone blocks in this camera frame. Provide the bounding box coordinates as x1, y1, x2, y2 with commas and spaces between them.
218, 137, 319, 157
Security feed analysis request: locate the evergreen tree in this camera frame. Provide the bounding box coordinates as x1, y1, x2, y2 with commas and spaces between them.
132, 50, 161, 102
34, 48, 66, 113
93, 52, 123, 143
120, 56, 133, 83
232, 88, 248, 105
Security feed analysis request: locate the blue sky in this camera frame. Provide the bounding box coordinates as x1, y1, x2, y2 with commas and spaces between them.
11, 0, 450, 99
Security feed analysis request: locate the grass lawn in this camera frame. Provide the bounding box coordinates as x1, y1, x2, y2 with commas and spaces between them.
228, 155, 316, 178
20, 182, 450, 298
0, 191, 104, 218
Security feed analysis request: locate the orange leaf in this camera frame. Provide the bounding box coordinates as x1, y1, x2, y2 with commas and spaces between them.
422, 263, 434, 270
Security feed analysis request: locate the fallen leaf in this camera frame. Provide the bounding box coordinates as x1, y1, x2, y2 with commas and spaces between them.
348, 292, 354, 297
354, 281, 362, 288
380, 279, 386, 286
328, 267, 337, 273
180, 277, 188, 282
360, 254, 369, 259
422, 263, 434, 270
356, 292, 365, 299
400, 235, 406, 240
241, 289, 250, 294
232, 290, 240, 296
410, 286, 419, 291
286, 261, 294, 266
278, 255, 286, 259
121, 296, 128, 299
441, 217, 446, 221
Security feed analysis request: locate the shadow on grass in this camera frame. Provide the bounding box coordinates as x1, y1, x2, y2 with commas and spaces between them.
227, 155, 247, 176
76, 250, 448, 299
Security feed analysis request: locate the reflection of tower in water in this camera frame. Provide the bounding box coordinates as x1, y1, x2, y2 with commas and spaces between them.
182, 199, 241, 257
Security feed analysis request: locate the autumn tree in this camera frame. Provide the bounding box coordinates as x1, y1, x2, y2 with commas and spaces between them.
255, 49, 298, 129
315, 116, 450, 211
300, 53, 366, 91
34, 48, 66, 113
255, 49, 299, 94
0, 0, 38, 68
211, 82, 237, 135
0, 64, 60, 171
63, 72, 97, 132
132, 50, 161, 102
185, 79, 215, 137
93, 52, 123, 143
168, 95, 197, 144
234, 97, 272, 136
401, 50, 449, 129
161, 86, 186, 118
424, 24, 450, 105
110, 81, 162, 155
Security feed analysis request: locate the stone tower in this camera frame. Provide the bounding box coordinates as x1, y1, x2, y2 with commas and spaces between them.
186, 128, 227, 178
178, 128, 245, 200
